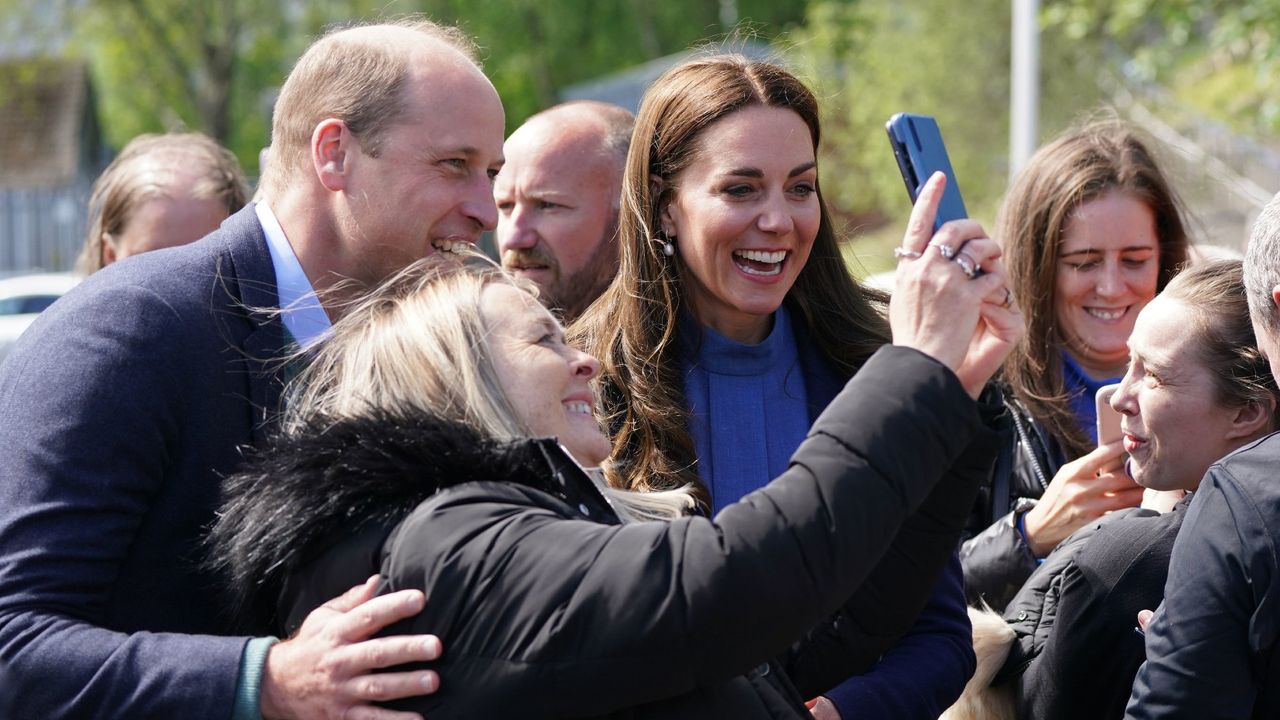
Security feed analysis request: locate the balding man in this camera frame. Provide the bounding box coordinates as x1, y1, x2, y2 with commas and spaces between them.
0, 19, 504, 720
496, 101, 633, 321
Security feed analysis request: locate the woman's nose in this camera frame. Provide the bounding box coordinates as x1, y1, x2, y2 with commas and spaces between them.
1096, 261, 1124, 298
572, 349, 601, 379
1112, 373, 1138, 416
756, 195, 795, 235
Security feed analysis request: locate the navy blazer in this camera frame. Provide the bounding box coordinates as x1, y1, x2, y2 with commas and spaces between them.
0, 205, 288, 718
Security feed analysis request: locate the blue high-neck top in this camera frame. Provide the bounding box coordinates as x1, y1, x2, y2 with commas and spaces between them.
681, 306, 810, 514
677, 305, 974, 717
1062, 351, 1121, 443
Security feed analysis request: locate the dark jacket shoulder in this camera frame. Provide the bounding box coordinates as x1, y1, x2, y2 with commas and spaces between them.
1001, 503, 1186, 720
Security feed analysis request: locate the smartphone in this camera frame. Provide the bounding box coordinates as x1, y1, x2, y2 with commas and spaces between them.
885, 113, 968, 231
1096, 383, 1124, 445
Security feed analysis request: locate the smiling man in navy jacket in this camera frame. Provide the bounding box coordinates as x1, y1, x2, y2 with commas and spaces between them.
0, 18, 505, 720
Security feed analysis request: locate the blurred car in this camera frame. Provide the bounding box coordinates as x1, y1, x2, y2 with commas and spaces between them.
0, 272, 80, 361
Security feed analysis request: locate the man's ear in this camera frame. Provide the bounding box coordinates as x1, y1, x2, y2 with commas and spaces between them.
1271, 284, 1280, 313
313, 119, 351, 192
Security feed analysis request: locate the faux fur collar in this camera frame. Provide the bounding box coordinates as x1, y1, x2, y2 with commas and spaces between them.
207, 410, 617, 630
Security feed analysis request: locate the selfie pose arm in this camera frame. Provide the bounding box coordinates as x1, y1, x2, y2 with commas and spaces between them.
370, 343, 989, 716
810, 173, 1022, 718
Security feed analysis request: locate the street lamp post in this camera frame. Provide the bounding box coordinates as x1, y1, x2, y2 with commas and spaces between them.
1010, 0, 1040, 181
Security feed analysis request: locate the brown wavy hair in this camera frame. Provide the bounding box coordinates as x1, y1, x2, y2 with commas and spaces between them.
999, 119, 1189, 459
568, 54, 890, 508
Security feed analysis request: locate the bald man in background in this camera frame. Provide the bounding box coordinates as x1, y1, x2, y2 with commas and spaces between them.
495, 101, 633, 321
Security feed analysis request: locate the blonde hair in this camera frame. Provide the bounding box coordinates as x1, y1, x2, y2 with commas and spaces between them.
77, 132, 247, 275
259, 17, 478, 198
286, 252, 694, 521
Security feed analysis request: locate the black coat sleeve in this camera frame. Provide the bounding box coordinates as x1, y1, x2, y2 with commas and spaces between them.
379, 346, 993, 716
781, 416, 996, 699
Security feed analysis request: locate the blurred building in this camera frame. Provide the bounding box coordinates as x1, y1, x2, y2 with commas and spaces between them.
0, 57, 109, 273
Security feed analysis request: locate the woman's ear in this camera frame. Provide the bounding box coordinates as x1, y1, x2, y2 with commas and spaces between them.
1226, 396, 1275, 441
100, 233, 117, 267
651, 174, 677, 238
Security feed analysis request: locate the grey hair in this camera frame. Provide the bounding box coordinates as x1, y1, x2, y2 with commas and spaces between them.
285, 251, 693, 521
1245, 192, 1280, 335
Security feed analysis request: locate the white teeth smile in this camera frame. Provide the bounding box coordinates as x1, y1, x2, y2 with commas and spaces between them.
732, 249, 787, 276
1086, 307, 1125, 321
734, 249, 787, 263
432, 239, 468, 255
564, 401, 592, 415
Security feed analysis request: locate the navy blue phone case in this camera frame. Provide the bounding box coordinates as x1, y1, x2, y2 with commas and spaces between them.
885, 113, 968, 230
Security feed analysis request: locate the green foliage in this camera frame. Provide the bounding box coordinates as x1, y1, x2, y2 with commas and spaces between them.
68, 0, 288, 173
1044, 0, 1280, 133
0, 0, 809, 173
790, 0, 1110, 232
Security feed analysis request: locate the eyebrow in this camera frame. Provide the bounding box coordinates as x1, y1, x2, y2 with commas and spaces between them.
1060, 245, 1157, 258
536, 316, 561, 336
723, 161, 818, 179
435, 145, 504, 166
1131, 348, 1176, 378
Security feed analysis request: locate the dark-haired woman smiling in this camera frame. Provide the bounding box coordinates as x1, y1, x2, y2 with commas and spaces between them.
572, 54, 1018, 718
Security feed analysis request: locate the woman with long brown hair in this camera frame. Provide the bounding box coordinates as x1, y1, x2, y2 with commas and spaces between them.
572, 54, 1017, 718
960, 120, 1191, 610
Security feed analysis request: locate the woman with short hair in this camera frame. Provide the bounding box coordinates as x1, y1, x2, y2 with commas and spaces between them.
985, 260, 1278, 720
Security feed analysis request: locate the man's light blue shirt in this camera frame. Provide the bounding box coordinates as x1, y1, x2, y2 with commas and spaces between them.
255, 203, 331, 349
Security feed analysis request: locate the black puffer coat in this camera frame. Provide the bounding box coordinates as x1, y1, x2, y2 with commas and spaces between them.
211, 347, 997, 719
961, 394, 1067, 610
994, 500, 1187, 720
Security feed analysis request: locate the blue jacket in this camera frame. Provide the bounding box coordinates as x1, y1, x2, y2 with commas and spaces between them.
0, 205, 287, 719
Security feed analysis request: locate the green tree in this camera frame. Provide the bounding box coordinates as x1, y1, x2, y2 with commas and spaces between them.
1045, 0, 1280, 133
62, 0, 286, 170
789, 0, 1109, 229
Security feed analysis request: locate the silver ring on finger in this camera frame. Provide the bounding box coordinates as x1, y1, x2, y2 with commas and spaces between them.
954, 252, 980, 279
893, 247, 923, 260
1000, 287, 1013, 308
928, 238, 956, 260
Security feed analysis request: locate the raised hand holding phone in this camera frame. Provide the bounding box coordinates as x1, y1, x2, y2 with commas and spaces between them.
887, 115, 1021, 398
886, 113, 968, 231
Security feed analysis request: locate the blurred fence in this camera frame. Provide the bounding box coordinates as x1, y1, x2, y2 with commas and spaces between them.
1109, 68, 1280, 252
0, 180, 89, 274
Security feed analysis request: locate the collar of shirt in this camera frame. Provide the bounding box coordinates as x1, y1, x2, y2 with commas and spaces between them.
256, 203, 331, 350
